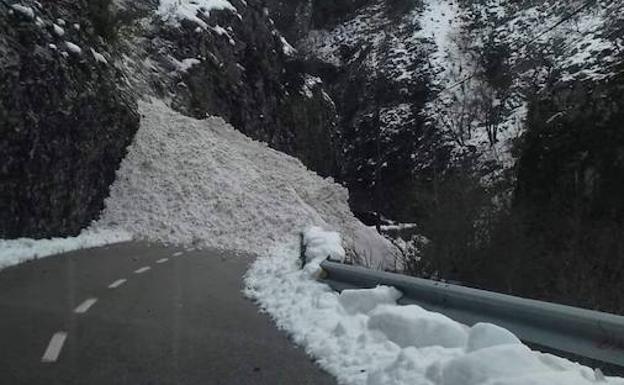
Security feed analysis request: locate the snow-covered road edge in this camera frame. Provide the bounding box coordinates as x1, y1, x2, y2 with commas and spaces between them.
244, 229, 624, 385
0, 228, 132, 270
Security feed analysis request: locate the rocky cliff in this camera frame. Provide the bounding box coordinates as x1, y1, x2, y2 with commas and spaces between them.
0, 0, 139, 238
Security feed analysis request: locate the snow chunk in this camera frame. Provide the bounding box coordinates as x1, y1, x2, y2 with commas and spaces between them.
369, 304, 468, 349
303, 226, 345, 263
301, 226, 346, 278
64, 41, 82, 55
157, 0, 237, 29
10, 4, 35, 19
0, 229, 132, 270
428, 344, 553, 385
466, 322, 521, 353
338, 286, 402, 315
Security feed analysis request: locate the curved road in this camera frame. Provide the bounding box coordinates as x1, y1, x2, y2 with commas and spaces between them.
0, 242, 336, 385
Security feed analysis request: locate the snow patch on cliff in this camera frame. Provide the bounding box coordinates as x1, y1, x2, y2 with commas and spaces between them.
157, 0, 237, 29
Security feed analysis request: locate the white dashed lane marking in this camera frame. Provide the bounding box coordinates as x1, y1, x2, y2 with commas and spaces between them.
156, 258, 169, 264
172, 252, 183, 257
134, 266, 151, 274
108, 279, 127, 289
74, 298, 98, 314
41, 332, 67, 363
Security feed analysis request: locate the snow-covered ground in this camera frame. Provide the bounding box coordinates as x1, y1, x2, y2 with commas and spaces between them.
245, 231, 624, 385
0, 229, 132, 270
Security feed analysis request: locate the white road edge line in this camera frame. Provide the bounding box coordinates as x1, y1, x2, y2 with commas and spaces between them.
108, 279, 127, 289
134, 266, 151, 274
74, 298, 98, 314
156, 258, 169, 264
41, 332, 67, 363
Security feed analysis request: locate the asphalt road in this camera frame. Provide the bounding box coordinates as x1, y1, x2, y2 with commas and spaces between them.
0, 242, 336, 385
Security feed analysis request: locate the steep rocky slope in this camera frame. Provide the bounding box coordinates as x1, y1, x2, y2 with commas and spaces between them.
0, 0, 139, 238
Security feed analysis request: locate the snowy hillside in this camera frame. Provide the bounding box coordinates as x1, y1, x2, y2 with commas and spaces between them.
298, 0, 623, 186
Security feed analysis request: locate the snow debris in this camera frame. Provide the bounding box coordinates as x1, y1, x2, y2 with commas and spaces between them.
369, 305, 469, 349
64, 41, 82, 55
466, 322, 521, 353
0, 229, 132, 271
157, 0, 237, 29
97, 100, 397, 265
10, 4, 35, 19
301, 226, 346, 278
245, 240, 624, 385
303, 226, 345, 263
339, 286, 402, 315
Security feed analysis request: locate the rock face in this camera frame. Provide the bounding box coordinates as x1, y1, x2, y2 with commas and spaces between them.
139, 0, 340, 177
0, 0, 139, 238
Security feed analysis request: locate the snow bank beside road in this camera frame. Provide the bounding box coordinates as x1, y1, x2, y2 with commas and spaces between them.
97, 100, 396, 265
0, 228, 132, 270
245, 240, 624, 385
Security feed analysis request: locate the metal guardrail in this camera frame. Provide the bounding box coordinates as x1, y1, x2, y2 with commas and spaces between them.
320, 260, 624, 373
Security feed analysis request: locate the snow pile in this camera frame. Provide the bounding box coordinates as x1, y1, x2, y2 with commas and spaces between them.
301, 226, 346, 278
0, 229, 132, 270
245, 241, 624, 385
369, 305, 468, 349
339, 286, 402, 315
97, 100, 397, 265
157, 0, 237, 29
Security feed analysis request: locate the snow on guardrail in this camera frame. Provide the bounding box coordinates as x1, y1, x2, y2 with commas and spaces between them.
245, 229, 624, 385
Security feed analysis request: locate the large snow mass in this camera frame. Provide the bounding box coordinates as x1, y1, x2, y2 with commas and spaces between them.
96, 100, 396, 264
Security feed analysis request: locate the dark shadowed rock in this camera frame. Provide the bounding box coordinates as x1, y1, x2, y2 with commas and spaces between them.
0, 0, 139, 238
